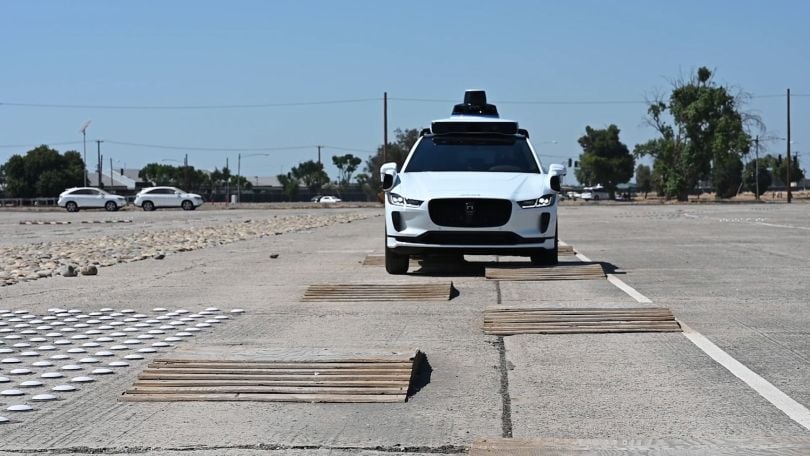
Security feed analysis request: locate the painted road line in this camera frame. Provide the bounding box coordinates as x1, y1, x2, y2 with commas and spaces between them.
680, 321, 810, 430
574, 248, 810, 431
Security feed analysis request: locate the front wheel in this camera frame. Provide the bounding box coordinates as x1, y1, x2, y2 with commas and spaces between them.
142, 201, 155, 211
65, 201, 79, 213
105, 201, 117, 212
181, 200, 194, 211
530, 224, 558, 266
385, 247, 409, 275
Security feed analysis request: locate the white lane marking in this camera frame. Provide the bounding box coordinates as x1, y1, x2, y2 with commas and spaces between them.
680, 321, 810, 430
574, 247, 810, 430
606, 275, 653, 303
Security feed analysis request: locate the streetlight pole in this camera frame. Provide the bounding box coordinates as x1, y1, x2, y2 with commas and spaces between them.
754, 135, 760, 201
96, 140, 103, 188
237, 153, 271, 204
80, 121, 91, 187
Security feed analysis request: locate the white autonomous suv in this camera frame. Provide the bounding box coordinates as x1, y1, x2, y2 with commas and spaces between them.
381, 90, 566, 274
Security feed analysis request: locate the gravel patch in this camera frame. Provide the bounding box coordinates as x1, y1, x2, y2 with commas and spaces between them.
0, 212, 371, 287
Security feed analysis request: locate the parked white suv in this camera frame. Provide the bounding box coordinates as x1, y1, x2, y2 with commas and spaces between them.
58, 187, 127, 212
134, 186, 204, 211
381, 90, 565, 274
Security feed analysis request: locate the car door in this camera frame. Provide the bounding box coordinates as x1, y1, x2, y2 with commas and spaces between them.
88, 188, 106, 208
73, 188, 97, 207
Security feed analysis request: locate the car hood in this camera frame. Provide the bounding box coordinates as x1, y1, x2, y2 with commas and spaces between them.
394, 172, 550, 201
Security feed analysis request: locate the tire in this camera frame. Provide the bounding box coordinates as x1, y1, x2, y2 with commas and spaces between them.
593, 195, 600, 201
105, 201, 117, 212
530, 224, 558, 266
142, 201, 155, 211
385, 246, 410, 275
181, 200, 194, 211
65, 201, 79, 213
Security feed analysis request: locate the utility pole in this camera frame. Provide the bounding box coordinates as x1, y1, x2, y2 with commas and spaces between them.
184, 153, 188, 191
237, 153, 241, 204
80, 121, 91, 187
383, 92, 388, 164
317, 145, 322, 164
109, 157, 113, 188
96, 140, 103, 188
786, 88, 792, 203
754, 135, 760, 201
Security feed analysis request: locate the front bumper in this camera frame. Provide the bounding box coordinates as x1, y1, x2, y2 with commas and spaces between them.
385, 199, 557, 255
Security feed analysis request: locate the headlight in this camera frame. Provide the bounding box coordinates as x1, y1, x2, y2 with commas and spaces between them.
387, 192, 423, 207
517, 194, 555, 208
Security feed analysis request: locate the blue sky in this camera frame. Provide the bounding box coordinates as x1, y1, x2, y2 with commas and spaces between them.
1, 0, 808, 183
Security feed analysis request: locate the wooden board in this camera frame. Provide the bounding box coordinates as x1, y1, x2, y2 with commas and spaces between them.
558, 244, 575, 256
121, 350, 421, 403
362, 254, 419, 266
302, 283, 454, 302
470, 437, 810, 455
485, 263, 605, 281
483, 307, 681, 335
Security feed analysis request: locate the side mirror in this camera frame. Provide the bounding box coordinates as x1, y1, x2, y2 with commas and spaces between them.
380, 162, 398, 191
548, 164, 566, 192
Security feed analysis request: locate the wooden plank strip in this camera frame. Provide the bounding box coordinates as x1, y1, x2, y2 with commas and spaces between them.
302, 283, 453, 301
133, 379, 408, 387
126, 386, 406, 395
362, 255, 418, 267
470, 437, 810, 455
142, 367, 412, 375
127, 352, 419, 403
485, 306, 672, 314
485, 263, 605, 281
121, 393, 405, 403
485, 328, 683, 335
148, 361, 414, 369
486, 322, 682, 328
482, 307, 680, 335
138, 373, 411, 381
558, 245, 575, 255
484, 315, 675, 322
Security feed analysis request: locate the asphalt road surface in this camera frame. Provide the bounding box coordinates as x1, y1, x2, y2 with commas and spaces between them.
0, 203, 809, 455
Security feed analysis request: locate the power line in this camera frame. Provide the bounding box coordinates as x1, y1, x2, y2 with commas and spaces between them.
0, 93, 807, 110
0, 141, 83, 149
0, 98, 380, 110
103, 140, 316, 152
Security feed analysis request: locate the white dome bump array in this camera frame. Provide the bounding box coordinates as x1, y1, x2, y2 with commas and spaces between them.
0, 306, 241, 423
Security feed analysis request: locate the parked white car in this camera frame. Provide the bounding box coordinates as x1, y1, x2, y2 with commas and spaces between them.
318, 195, 342, 203
134, 186, 204, 211
58, 187, 127, 212
580, 185, 610, 201
381, 90, 566, 274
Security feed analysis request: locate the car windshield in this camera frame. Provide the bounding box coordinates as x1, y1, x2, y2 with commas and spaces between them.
403, 135, 540, 173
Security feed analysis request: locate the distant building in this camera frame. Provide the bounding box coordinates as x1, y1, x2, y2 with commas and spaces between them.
86, 168, 142, 190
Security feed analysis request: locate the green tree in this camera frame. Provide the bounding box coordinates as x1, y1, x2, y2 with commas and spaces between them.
0, 145, 85, 197
276, 173, 300, 201
635, 164, 653, 199
636, 67, 757, 200
574, 125, 634, 198
743, 159, 772, 197
362, 128, 420, 194
332, 154, 362, 187
713, 154, 743, 198
138, 163, 177, 186
291, 160, 329, 192
770, 154, 804, 187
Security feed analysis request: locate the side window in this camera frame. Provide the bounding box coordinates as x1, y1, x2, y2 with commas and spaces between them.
73, 189, 91, 195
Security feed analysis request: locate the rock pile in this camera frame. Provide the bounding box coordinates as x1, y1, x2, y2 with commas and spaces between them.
0, 212, 370, 287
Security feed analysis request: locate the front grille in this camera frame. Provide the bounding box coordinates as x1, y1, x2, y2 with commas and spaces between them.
399, 231, 545, 246
428, 198, 512, 227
